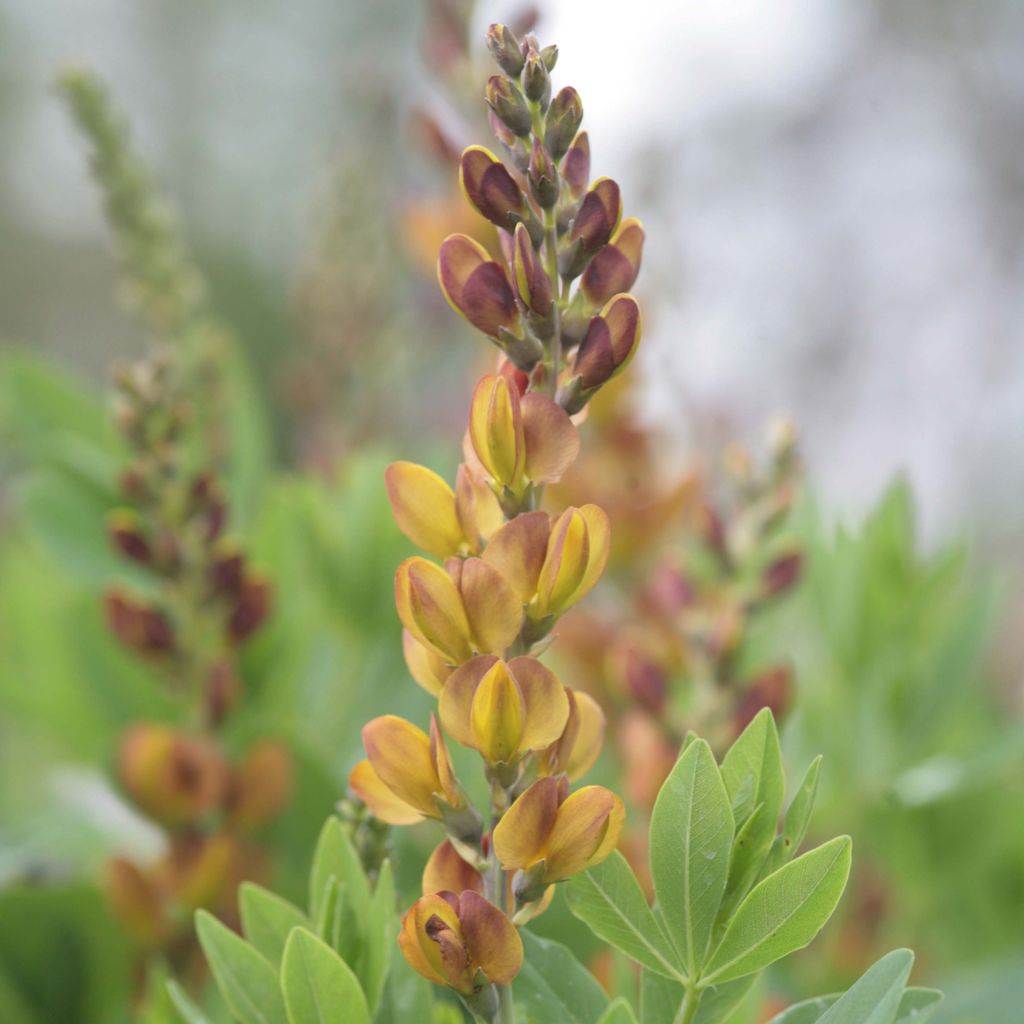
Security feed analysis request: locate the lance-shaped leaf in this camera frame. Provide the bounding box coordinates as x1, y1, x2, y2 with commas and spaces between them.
438, 234, 519, 338
814, 949, 915, 1024
307, 818, 371, 923
513, 931, 609, 1024
195, 911, 286, 1024
649, 739, 734, 978
281, 927, 370, 1024
239, 883, 310, 968
701, 836, 852, 986
596, 998, 640, 1024
767, 984, 942, 1024
566, 850, 685, 981
581, 218, 645, 306
761, 755, 822, 880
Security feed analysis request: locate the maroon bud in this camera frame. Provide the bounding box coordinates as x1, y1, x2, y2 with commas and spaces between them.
108, 510, 152, 565
209, 546, 246, 597
581, 217, 645, 305
486, 23, 526, 77
522, 51, 550, 105
438, 234, 520, 338
105, 591, 175, 657
544, 86, 583, 160
571, 177, 622, 252
204, 659, 241, 727
512, 223, 552, 316
622, 647, 667, 715
733, 667, 793, 738
572, 293, 642, 391
562, 131, 590, 199
460, 146, 525, 229
228, 575, 271, 644
485, 76, 532, 138
528, 140, 559, 210
762, 551, 803, 597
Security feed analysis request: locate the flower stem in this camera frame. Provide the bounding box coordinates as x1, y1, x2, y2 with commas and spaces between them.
675, 985, 701, 1024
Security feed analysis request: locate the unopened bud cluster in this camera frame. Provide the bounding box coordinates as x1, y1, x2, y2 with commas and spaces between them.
348, 27, 641, 1022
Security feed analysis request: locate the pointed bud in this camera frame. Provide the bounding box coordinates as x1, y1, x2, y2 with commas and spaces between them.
522, 52, 550, 105
544, 86, 583, 160
562, 131, 590, 199
486, 23, 526, 77
108, 509, 152, 565
485, 76, 532, 138
541, 44, 558, 71
438, 234, 520, 338
570, 293, 643, 395
104, 591, 175, 656
581, 217, 645, 305
460, 146, 526, 229
512, 222, 552, 315
399, 890, 523, 994
571, 177, 622, 252
528, 140, 559, 209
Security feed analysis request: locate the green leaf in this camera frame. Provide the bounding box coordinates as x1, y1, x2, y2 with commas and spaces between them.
650, 739, 734, 978
762, 757, 822, 879
373, 947, 435, 1024
815, 950, 914, 1024
308, 818, 370, 924
513, 931, 609, 1024
362, 859, 396, 1012
719, 710, 785, 917
701, 836, 852, 986
280, 927, 370, 1024
566, 851, 685, 981
766, 984, 942, 1024
596, 997, 640, 1024
165, 981, 212, 1024
195, 910, 286, 1024
239, 884, 311, 968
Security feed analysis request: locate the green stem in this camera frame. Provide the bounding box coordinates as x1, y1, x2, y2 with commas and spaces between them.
496, 980, 516, 1024
675, 985, 701, 1024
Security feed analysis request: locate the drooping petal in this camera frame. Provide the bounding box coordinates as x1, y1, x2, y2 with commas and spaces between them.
481, 511, 551, 603
349, 759, 424, 826
458, 890, 524, 985
562, 131, 590, 199
493, 776, 561, 870
507, 657, 570, 752
458, 557, 524, 655
385, 462, 465, 559
396, 557, 473, 664
521, 393, 580, 484
469, 659, 525, 763
423, 840, 484, 897
402, 630, 452, 697
512, 223, 552, 315
544, 785, 624, 881
362, 716, 440, 818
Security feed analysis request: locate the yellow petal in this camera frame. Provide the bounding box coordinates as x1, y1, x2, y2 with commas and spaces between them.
402, 629, 452, 697
458, 557, 524, 655
348, 759, 424, 826
422, 840, 484, 897
493, 776, 561, 870
469, 375, 524, 488
564, 690, 606, 781
521, 393, 580, 483
544, 786, 623, 882
455, 463, 503, 552
537, 508, 591, 617
395, 557, 473, 664
439, 655, 497, 750
399, 893, 463, 987
507, 657, 570, 752
458, 890, 524, 985
469, 659, 525, 763
482, 511, 551, 603
429, 714, 464, 809
572, 504, 611, 605
362, 716, 440, 818
385, 462, 466, 559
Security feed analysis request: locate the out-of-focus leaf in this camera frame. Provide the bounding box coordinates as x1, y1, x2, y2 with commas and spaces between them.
166, 981, 213, 1024
239, 884, 310, 969
814, 949, 914, 1024
596, 997, 640, 1024
280, 928, 370, 1024
702, 837, 851, 985
649, 739, 734, 978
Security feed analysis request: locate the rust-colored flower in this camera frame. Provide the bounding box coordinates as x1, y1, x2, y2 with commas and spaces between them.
581, 217, 645, 306
460, 146, 527, 228
438, 234, 520, 339
571, 178, 622, 253
512, 222, 552, 316
572, 293, 643, 392
422, 839, 485, 897
386, 461, 469, 559
537, 687, 606, 781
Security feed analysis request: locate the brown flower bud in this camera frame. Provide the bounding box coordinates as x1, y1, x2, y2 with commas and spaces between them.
485, 76, 532, 138
580, 217, 645, 305
528, 140, 559, 210
732, 666, 793, 739
512, 223, 552, 316
761, 551, 803, 597
522, 51, 550, 105
486, 23, 526, 77
106, 858, 166, 945
544, 86, 583, 160
209, 545, 245, 597
108, 509, 152, 565
204, 659, 241, 727
571, 177, 622, 252
570, 293, 642, 394
104, 591, 175, 656
438, 234, 521, 338
226, 741, 294, 830
562, 131, 590, 199
460, 146, 525, 230
228, 573, 271, 644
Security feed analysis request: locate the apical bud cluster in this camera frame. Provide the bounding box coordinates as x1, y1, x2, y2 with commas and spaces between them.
347, 26, 641, 1023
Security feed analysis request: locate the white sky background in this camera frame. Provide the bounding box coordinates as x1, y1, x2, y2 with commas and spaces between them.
3, 0, 1023, 551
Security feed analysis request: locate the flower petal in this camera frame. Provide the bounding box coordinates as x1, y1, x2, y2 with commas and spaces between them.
470, 659, 525, 763
482, 511, 551, 603
349, 758, 424, 826
572, 504, 611, 605
564, 689, 606, 781
493, 776, 561, 870
507, 657, 569, 752
385, 462, 465, 559
362, 716, 439, 818
537, 508, 591, 616
423, 840, 484, 897
544, 785, 622, 881
458, 890, 524, 985
439, 655, 497, 749
402, 630, 452, 697
521, 394, 580, 484
469, 375, 525, 488
396, 557, 473, 664
429, 714, 463, 809
455, 463, 503, 552
459, 557, 524, 655
399, 893, 463, 987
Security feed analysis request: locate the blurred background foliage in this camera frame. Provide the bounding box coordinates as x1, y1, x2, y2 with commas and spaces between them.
0, 0, 1022, 1022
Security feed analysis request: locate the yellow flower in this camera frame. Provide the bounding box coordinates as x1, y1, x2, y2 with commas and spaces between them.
385, 462, 467, 559
492, 777, 624, 885
439, 655, 569, 766
537, 687, 606, 781
399, 890, 523, 995
422, 839, 485, 897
